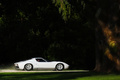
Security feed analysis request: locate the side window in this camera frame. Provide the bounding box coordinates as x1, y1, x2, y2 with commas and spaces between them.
36, 59, 46, 62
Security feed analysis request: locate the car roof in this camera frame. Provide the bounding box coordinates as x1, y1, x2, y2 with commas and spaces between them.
32, 57, 44, 59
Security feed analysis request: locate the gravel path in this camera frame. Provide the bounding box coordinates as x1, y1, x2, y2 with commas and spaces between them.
0, 69, 89, 73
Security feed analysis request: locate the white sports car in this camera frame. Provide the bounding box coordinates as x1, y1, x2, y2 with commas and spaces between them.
14, 57, 69, 71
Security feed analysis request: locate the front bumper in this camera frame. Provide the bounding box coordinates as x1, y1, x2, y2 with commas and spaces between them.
14, 64, 19, 69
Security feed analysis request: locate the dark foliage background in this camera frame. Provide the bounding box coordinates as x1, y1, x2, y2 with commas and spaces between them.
0, 0, 95, 70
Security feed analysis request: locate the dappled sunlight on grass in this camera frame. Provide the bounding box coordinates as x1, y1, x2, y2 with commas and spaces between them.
0, 72, 120, 80
73, 74, 120, 80
0, 72, 62, 80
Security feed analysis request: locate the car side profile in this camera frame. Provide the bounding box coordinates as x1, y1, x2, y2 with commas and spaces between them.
14, 57, 69, 71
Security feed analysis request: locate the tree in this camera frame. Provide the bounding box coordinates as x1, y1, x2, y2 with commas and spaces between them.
53, 0, 120, 72
94, 0, 120, 72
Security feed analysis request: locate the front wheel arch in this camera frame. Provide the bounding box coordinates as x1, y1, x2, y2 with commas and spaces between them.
24, 63, 33, 71
55, 63, 64, 71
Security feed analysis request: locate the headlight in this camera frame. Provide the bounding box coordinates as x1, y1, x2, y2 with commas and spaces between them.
14, 64, 18, 66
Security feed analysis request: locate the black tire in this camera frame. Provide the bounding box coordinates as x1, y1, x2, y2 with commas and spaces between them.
24, 63, 33, 71
55, 63, 64, 71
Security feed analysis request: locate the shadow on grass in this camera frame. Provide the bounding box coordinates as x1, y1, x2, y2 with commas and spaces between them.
0, 71, 116, 80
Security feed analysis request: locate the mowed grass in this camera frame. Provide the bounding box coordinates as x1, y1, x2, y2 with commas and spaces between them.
0, 71, 120, 80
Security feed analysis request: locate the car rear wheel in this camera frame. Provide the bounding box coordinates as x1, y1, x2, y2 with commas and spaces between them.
24, 63, 33, 71
56, 63, 64, 71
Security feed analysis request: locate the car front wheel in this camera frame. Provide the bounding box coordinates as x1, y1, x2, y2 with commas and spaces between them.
24, 63, 33, 71
56, 63, 64, 71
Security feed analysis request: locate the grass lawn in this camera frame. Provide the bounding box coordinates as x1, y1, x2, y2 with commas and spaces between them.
0, 71, 120, 80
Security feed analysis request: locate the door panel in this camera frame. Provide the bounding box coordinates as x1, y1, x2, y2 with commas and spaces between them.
35, 58, 55, 69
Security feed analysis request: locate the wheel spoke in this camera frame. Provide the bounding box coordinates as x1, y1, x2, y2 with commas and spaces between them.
56, 64, 64, 71
25, 64, 33, 71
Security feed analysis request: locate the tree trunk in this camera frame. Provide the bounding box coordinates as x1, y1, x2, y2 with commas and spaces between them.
95, 21, 120, 72
94, 0, 120, 72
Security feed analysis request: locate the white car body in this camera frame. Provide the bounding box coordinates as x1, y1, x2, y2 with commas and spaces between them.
14, 57, 69, 71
